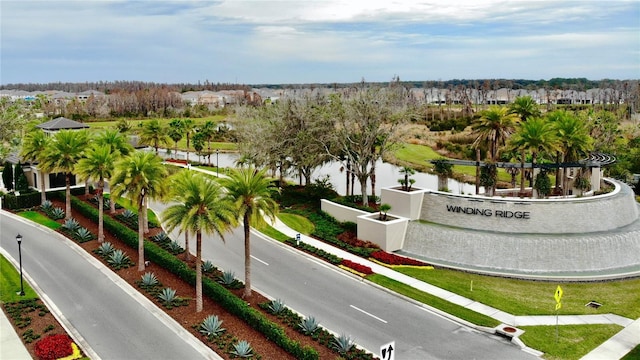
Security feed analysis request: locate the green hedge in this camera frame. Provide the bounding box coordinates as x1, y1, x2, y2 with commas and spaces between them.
2, 191, 41, 210
59, 192, 318, 360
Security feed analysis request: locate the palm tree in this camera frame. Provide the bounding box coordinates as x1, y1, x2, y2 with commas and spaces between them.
472, 105, 519, 162
111, 151, 168, 271
95, 129, 134, 213
182, 119, 196, 164
510, 117, 558, 197
140, 119, 170, 155
220, 167, 279, 298
75, 145, 117, 242
199, 121, 216, 166
162, 171, 237, 312
20, 129, 50, 205
472, 106, 518, 195
510, 96, 541, 122
40, 130, 89, 219
168, 119, 184, 159
549, 111, 594, 195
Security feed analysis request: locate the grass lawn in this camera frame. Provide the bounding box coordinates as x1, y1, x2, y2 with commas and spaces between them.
87, 117, 238, 153
520, 324, 623, 360
622, 345, 640, 359
394, 267, 640, 319
393, 143, 518, 184
278, 213, 314, 235
254, 223, 291, 242
0, 255, 38, 303
18, 211, 61, 230
366, 273, 500, 328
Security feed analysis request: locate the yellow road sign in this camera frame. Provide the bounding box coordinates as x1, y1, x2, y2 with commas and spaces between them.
556, 302, 562, 310
554, 285, 563, 303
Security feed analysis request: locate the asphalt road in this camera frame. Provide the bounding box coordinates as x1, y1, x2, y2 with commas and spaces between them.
0, 211, 220, 360
152, 201, 537, 360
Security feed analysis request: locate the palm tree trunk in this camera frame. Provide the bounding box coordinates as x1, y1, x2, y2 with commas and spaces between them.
143, 197, 149, 233
137, 203, 145, 271
242, 213, 252, 298
98, 180, 104, 243
196, 231, 203, 312
519, 149, 526, 194
475, 149, 481, 195
39, 171, 46, 205
184, 232, 191, 261
65, 173, 72, 220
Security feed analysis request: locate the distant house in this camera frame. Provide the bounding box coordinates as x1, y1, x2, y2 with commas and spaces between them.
20, 117, 90, 192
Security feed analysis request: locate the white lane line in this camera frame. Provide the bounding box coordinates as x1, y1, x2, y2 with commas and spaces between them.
250, 255, 269, 266
350, 304, 387, 324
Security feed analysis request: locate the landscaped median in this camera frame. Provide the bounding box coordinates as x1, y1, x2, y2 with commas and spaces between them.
1, 254, 88, 360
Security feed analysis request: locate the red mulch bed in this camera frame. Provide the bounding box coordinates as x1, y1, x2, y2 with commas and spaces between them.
47, 195, 336, 360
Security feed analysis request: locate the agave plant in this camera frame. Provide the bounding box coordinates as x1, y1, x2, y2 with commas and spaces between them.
102, 198, 111, 210
332, 333, 354, 354
152, 232, 170, 243
107, 249, 132, 270
158, 287, 178, 307
230, 340, 253, 358
166, 240, 184, 254
217, 270, 236, 286
140, 272, 159, 288
96, 242, 115, 256
41, 200, 53, 212
199, 315, 225, 340
75, 227, 94, 242
298, 315, 319, 335
50, 207, 65, 220
268, 299, 286, 315
121, 209, 136, 220
201, 260, 216, 273
62, 218, 80, 231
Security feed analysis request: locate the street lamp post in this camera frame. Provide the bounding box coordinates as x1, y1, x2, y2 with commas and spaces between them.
16, 234, 24, 296
216, 149, 219, 177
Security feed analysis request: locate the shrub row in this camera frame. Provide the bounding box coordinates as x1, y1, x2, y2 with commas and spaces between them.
340, 260, 373, 275
1, 191, 41, 210
285, 238, 342, 265
57, 192, 319, 360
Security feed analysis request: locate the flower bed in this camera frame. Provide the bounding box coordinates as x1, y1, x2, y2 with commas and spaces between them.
340, 260, 373, 275
34, 334, 75, 360
370, 250, 431, 266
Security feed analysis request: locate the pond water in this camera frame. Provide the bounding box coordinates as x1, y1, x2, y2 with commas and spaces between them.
162, 149, 479, 196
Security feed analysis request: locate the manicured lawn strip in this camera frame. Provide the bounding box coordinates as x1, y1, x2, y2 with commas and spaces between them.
18, 211, 62, 230
278, 213, 315, 235
394, 267, 640, 318
394, 143, 513, 183
622, 344, 640, 359
366, 273, 500, 328
0, 255, 38, 302
519, 324, 623, 360
255, 223, 290, 242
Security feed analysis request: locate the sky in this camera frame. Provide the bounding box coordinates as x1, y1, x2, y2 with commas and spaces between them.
1, 0, 639, 85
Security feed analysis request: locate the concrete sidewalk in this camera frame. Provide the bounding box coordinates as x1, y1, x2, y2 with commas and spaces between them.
269, 217, 640, 359
0, 307, 31, 360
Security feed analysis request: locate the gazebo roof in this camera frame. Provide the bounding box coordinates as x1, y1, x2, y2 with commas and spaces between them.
36, 117, 90, 131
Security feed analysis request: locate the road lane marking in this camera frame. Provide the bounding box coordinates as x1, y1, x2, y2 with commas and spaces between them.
350, 304, 387, 323
250, 255, 269, 266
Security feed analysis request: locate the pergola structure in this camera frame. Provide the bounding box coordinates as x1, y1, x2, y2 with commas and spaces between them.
430, 153, 616, 196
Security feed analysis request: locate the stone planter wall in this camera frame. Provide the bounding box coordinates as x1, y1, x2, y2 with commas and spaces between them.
320, 199, 370, 223
380, 187, 426, 220
357, 213, 409, 252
